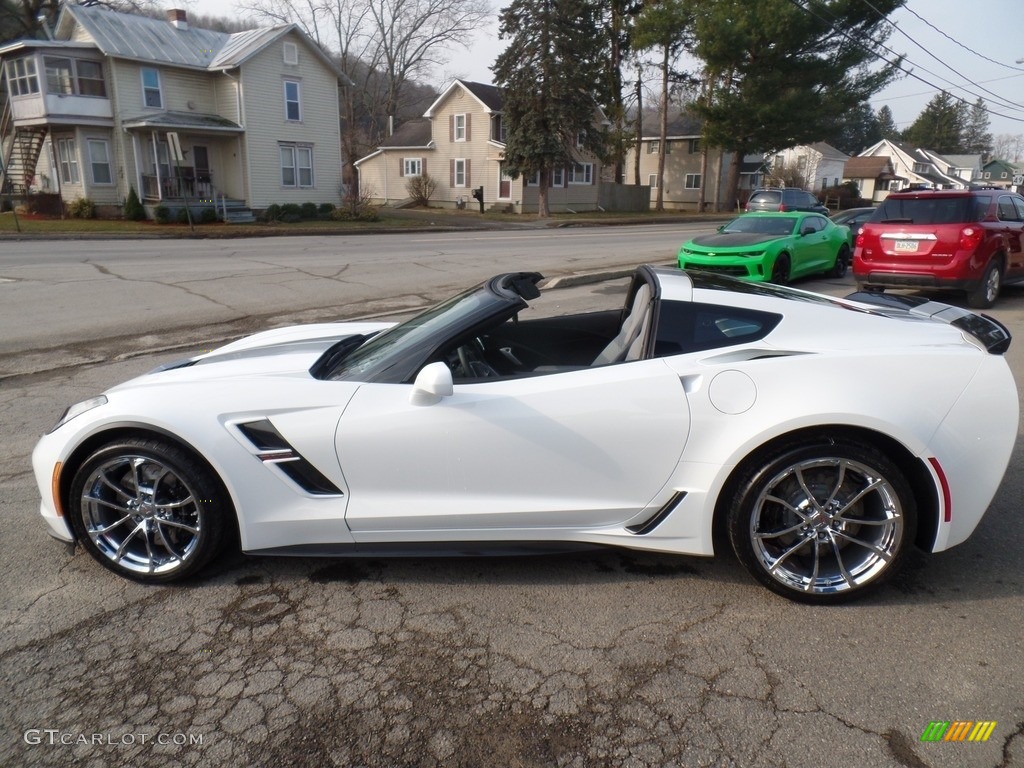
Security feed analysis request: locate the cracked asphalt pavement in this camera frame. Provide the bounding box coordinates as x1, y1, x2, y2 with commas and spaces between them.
1, 232, 1023, 767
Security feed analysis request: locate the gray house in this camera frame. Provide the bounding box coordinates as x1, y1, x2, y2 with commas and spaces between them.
1, 5, 349, 219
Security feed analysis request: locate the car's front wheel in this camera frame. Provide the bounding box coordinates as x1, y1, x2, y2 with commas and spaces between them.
68, 437, 230, 583
727, 438, 916, 604
967, 259, 1001, 308
770, 255, 791, 285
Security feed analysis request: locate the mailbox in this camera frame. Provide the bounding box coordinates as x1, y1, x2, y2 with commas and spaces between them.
471, 186, 484, 212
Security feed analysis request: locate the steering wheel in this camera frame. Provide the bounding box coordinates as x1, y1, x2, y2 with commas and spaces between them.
455, 339, 499, 378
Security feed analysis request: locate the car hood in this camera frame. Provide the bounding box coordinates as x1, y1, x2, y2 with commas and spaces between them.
687, 233, 785, 249
110, 321, 394, 390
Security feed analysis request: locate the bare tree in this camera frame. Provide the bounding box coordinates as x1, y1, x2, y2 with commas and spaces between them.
992, 134, 1024, 164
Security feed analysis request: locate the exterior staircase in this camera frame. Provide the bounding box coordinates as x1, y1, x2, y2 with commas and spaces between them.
219, 197, 255, 223
1, 121, 47, 195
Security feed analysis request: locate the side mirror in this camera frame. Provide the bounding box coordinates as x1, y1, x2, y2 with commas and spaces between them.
410, 361, 453, 406
800, 225, 815, 236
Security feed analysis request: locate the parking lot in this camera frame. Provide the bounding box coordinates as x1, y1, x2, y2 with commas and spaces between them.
1, 229, 1022, 767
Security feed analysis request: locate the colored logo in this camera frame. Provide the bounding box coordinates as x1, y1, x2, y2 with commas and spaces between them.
921, 721, 997, 742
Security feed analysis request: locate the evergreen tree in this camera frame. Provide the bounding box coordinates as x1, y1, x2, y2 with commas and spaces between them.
962, 98, 993, 156
902, 92, 965, 153
875, 105, 899, 140
824, 101, 881, 155
493, 0, 609, 218
690, 0, 905, 207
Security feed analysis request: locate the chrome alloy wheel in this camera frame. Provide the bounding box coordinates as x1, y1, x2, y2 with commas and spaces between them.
749, 457, 904, 595
79, 454, 202, 575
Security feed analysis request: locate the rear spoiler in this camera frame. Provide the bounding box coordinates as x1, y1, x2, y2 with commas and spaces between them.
845, 291, 1012, 354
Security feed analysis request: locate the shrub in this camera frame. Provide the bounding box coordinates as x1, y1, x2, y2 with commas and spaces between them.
67, 197, 95, 219
199, 208, 219, 224
405, 173, 437, 206
280, 203, 302, 218
280, 212, 302, 223
153, 205, 170, 224
318, 202, 336, 216
123, 186, 146, 221
176, 207, 191, 224
264, 203, 282, 222
300, 202, 318, 220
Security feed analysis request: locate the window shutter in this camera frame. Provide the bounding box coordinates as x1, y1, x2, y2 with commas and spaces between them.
591, 164, 596, 185
399, 157, 404, 177
449, 115, 454, 143
450, 158, 455, 188
421, 157, 427, 176
563, 168, 568, 188
466, 159, 471, 187
465, 114, 471, 142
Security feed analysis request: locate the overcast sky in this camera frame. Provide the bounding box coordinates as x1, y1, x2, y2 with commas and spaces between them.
189, 0, 1024, 137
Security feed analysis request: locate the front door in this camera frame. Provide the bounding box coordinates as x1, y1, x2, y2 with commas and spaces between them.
192, 145, 211, 200
499, 164, 512, 200
337, 359, 690, 536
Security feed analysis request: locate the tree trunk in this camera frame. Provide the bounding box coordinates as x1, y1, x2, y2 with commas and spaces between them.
633, 70, 642, 187
656, 47, 669, 212
537, 167, 550, 218
726, 149, 744, 212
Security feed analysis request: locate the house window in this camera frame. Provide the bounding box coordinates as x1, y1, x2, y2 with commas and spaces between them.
648, 174, 658, 189
454, 114, 466, 141
821, 178, 829, 191
45, 57, 73, 94
648, 140, 659, 155
551, 167, 564, 187
283, 42, 298, 65
76, 60, 105, 97
403, 158, 422, 177
1001, 172, 1008, 179
576, 130, 586, 148
284, 80, 301, 121
141, 68, 162, 108
493, 115, 507, 143
684, 173, 701, 189
568, 163, 593, 184
56, 138, 80, 184
7, 58, 39, 96
280, 144, 314, 187
688, 138, 701, 154
912, 162, 929, 174
664, 141, 672, 154
453, 158, 467, 187
87, 139, 112, 184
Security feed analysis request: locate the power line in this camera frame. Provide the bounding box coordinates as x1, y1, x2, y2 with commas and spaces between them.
858, 0, 1024, 113
900, 1, 1024, 74
784, 0, 1024, 124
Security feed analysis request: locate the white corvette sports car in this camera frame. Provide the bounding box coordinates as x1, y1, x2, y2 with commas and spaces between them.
33, 266, 1018, 603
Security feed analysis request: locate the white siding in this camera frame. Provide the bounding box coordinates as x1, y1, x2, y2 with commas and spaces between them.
238, 31, 342, 208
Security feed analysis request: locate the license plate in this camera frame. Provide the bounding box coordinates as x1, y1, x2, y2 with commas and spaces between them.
894, 240, 918, 253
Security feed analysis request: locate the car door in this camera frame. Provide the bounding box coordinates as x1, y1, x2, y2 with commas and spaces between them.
792, 216, 832, 276
1003, 196, 1024, 275
336, 358, 690, 537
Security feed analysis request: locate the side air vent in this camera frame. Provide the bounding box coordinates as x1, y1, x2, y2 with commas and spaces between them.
237, 419, 343, 496
627, 491, 687, 535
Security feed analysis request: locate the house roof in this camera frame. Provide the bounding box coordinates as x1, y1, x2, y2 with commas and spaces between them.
941, 154, 982, 168
52, 5, 348, 81
425, 80, 501, 117
121, 110, 244, 133
639, 114, 703, 141
844, 155, 893, 177
808, 141, 849, 161
380, 117, 433, 148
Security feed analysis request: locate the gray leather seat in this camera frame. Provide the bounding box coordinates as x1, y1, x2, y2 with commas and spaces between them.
592, 283, 652, 365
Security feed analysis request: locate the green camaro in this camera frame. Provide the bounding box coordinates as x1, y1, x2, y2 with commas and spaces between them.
678, 212, 851, 284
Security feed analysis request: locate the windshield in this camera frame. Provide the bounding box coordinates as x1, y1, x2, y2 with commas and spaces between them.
722, 216, 797, 236
873, 196, 986, 224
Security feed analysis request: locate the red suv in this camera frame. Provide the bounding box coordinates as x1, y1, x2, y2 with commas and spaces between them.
853, 188, 1024, 308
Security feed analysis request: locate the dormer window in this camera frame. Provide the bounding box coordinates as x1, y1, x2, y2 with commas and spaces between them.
141, 68, 162, 108
283, 42, 298, 65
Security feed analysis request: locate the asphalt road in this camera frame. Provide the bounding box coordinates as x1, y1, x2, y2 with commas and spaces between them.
1, 231, 1022, 767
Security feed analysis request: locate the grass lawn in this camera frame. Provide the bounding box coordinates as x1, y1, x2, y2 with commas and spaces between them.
0, 211, 428, 236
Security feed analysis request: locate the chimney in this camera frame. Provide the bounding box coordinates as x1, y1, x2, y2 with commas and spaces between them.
166, 9, 188, 30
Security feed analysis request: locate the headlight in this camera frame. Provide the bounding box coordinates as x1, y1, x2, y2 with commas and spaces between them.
49, 395, 107, 433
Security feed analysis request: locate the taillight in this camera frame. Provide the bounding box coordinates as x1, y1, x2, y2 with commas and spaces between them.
959, 226, 983, 251
855, 231, 865, 248
778, 204, 787, 212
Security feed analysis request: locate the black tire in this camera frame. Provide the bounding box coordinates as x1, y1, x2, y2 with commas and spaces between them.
966, 259, 1001, 309
68, 437, 230, 583
770, 254, 791, 285
726, 438, 917, 604
829, 245, 850, 279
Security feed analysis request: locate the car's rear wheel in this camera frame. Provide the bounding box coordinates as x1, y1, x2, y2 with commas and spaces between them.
829, 245, 850, 278
727, 439, 916, 604
68, 438, 230, 583
770, 255, 791, 285
967, 259, 1001, 308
